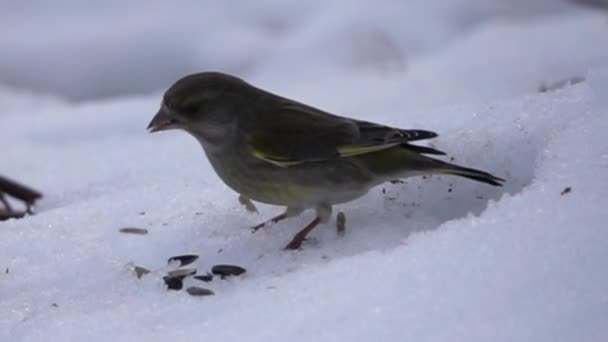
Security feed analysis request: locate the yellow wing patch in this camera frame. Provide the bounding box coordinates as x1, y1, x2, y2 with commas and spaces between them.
252, 142, 401, 167
251, 150, 302, 167
337, 142, 401, 157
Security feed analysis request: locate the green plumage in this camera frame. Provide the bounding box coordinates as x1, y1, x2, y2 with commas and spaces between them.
148, 71, 505, 249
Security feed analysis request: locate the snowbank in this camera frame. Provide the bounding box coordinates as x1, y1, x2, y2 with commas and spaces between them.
1, 2, 607, 341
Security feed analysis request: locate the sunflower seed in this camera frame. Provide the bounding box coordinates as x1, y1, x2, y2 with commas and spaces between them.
167, 254, 199, 267
193, 273, 213, 282
119, 227, 148, 235
336, 211, 346, 235
163, 276, 183, 290
211, 265, 246, 277
166, 268, 197, 278
134, 266, 151, 279
186, 287, 214, 296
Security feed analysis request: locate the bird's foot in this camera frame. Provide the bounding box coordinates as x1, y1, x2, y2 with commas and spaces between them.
284, 217, 321, 250
238, 195, 258, 214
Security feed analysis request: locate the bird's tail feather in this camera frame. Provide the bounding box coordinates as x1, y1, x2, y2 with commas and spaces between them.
435, 164, 505, 186
360, 147, 505, 187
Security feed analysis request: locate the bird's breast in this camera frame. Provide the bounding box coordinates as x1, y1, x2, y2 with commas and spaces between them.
203, 145, 374, 207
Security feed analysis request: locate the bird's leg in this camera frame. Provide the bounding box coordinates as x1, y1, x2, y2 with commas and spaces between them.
238, 195, 258, 213
284, 203, 332, 250
284, 217, 321, 250
251, 207, 304, 232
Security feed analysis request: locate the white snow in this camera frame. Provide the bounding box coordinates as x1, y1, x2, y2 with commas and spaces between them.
1, 1, 608, 341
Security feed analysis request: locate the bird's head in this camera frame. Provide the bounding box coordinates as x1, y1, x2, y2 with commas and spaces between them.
147, 72, 249, 147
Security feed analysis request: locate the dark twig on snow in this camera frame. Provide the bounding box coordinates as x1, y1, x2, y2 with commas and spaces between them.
0, 210, 27, 221
0, 175, 43, 219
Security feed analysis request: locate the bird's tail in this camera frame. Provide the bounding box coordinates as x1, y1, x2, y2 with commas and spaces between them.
433, 163, 504, 186
360, 146, 505, 186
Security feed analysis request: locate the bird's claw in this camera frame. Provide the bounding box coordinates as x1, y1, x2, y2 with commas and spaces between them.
238, 195, 258, 213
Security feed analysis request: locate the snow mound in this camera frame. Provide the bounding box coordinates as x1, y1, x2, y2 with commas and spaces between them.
1, 2, 607, 341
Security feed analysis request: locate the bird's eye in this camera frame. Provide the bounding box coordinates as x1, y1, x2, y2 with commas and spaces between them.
180, 103, 199, 114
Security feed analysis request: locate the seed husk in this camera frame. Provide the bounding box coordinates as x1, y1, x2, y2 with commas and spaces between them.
119, 227, 148, 235
163, 276, 183, 290
186, 286, 215, 296
134, 266, 151, 279
193, 273, 213, 282
166, 268, 197, 278
211, 265, 246, 277
167, 254, 199, 267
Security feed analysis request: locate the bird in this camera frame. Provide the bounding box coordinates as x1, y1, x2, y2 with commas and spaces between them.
147, 72, 504, 250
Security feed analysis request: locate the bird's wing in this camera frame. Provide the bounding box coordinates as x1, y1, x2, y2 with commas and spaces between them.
343, 119, 444, 157
246, 100, 442, 167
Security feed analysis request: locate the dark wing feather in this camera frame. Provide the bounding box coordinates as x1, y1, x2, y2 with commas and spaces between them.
246, 100, 359, 166
347, 119, 444, 155
245, 97, 441, 166
356, 120, 438, 142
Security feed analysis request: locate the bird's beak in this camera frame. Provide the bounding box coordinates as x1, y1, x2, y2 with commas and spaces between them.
147, 107, 180, 133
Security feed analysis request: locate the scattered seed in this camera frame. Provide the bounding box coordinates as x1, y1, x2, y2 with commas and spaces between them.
51, 303, 59, 308
382, 188, 386, 194
217, 248, 223, 254
163, 276, 183, 290
138, 211, 146, 215
336, 211, 346, 236
186, 286, 214, 296
166, 268, 197, 278
560, 187, 572, 196
5, 268, 8, 274
539, 76, 585, 93
119, 227, 148, 235
134, 266, 151, 279
211, 265, 246, 278
194, 273, 213, 282
168, 254, 199, 267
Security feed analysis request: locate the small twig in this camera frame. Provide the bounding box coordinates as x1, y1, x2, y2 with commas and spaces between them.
0, 210, 27, 221
0, 175, 42, 204
538, 76, 585, 93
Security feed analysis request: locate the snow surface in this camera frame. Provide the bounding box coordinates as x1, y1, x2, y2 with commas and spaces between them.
1, 1, 608, 341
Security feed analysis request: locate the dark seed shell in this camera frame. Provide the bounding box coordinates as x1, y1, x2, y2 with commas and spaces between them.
166, 268, 197, 278
167, 254, 199, 267
211, 265, 246, 277
119, 227, 148, 235
336, 212, 346, 235
134, 266, 151, 279
186, 286, 214, 296
193, 273, 213, 282
163, 276, 183, 290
